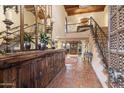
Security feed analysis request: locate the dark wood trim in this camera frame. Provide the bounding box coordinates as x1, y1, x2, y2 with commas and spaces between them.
44, 5, 47, 32
0, 49, 65, 88
20, 5, 24, 51
34, 6, 38, 49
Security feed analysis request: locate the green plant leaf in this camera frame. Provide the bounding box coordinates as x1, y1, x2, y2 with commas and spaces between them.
39, 32, 51, 45
0, 50, 6, 55
24, 33, 34, 43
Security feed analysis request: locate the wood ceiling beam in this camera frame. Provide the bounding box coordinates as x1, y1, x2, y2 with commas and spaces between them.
64, 5, 79, 9
67, 9, 105, 16
65, 5, 105, 16
20, 5, 24, 51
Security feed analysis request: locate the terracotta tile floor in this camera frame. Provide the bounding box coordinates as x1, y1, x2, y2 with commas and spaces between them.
47, 55, 102, 88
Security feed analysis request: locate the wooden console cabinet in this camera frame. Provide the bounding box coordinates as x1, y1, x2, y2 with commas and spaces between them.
0, 49, 65, 88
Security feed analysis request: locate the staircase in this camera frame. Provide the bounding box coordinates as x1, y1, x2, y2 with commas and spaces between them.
66, 17, 108, 68
0, 23, 40, 53
89, 17, 108, 87
66, 17, 109, 87
0, 6, 52, 54
0, 24, 28, 50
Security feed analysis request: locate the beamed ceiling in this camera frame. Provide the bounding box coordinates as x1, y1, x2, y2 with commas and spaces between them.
64, 5, 106, 16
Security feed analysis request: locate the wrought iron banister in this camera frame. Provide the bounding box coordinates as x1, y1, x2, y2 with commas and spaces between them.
0, 23, 44, 53
66, 22, 91, 33
90, 17, 107, 38
0, 23, 43, 39
89, 17, 108, 68
0, 24, 28, 35
65, 17, 108, 67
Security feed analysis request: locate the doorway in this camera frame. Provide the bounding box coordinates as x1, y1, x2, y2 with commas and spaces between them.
62, 41, 82, 55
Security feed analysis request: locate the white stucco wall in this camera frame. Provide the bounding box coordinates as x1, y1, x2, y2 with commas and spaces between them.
0, 6, 10, 32
0, 6, 35, 32
24, 9, 35, 26
104, 6, 108, 26
52, 5, 67, 40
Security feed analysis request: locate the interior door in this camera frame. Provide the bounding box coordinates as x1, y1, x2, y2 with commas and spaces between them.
70, 42, 78, 54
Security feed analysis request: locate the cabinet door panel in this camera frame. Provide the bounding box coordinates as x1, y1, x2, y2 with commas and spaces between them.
36, 58, 44, 87
18, 64, 31, 88
2, 68, 17, 88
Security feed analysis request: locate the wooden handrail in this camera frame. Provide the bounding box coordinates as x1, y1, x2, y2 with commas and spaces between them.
0, 24, 28, 35
0, 23, 44, 51
0, 23, 43, 39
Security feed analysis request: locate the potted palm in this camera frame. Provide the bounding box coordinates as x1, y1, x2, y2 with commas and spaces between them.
24, 33, 34, 50
39, 32, 50, 50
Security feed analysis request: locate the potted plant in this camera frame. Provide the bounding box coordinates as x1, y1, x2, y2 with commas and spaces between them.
24, 33, 34, 50
39, 32, 50, 50
0, 50, 6, 55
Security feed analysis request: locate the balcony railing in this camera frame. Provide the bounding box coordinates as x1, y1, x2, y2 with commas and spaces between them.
66, 22, 91, 33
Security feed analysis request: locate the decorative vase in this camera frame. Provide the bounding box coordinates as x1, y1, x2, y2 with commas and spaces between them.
38, 43, 46, 50
51, 41, 55, 49
52, 47, 55, 49
52, 44, 55, 49
24, 42, 31, 50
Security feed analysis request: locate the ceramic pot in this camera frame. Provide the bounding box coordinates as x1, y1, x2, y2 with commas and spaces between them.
24, 42, 31, 50
38, 43, 46, 50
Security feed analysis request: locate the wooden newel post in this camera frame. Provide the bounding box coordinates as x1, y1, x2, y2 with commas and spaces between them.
20, 5, 24, 51
34, 5, 38, 49
44, 5, 47, 32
